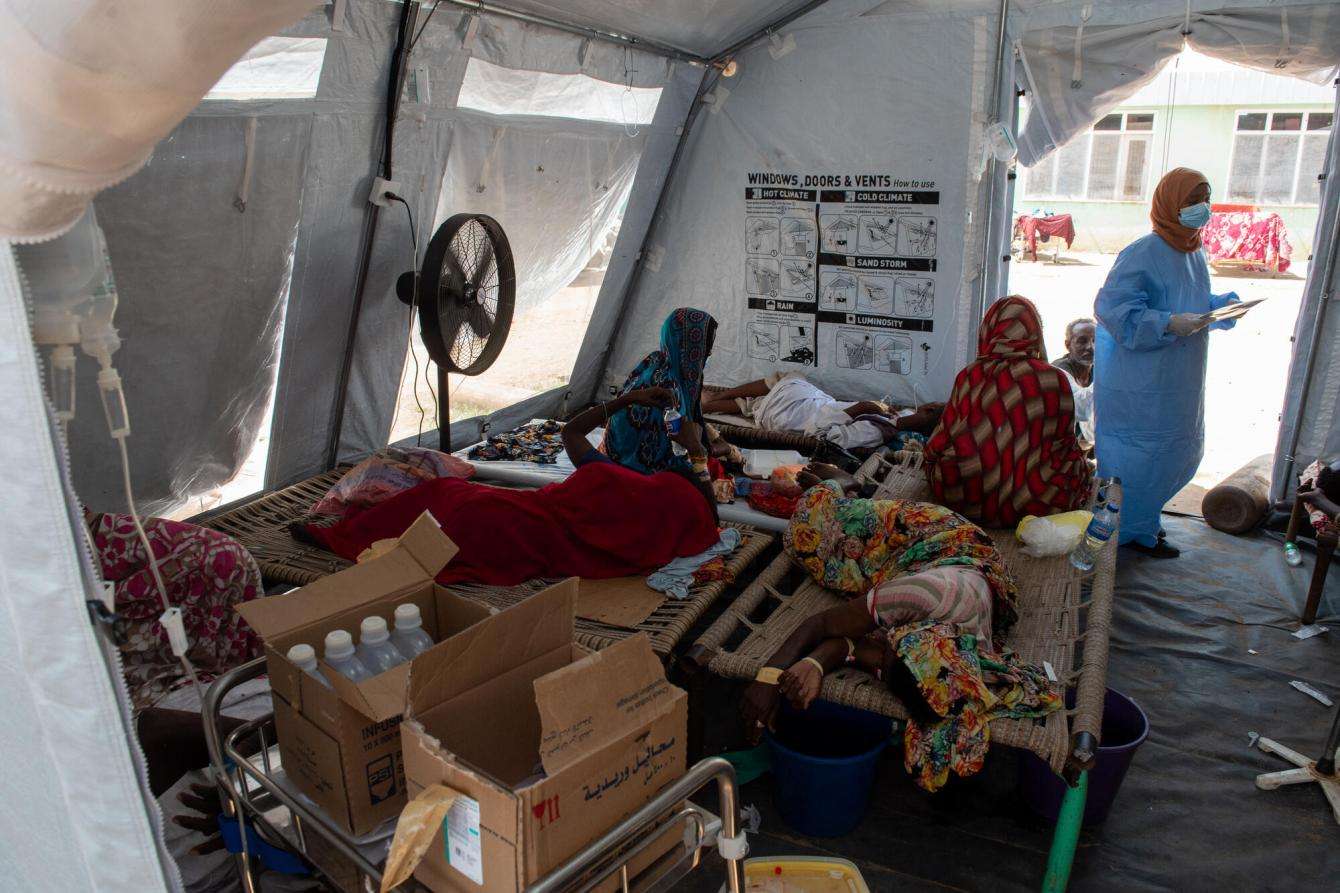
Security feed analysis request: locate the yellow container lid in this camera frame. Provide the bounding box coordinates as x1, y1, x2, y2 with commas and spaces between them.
744, 856, 871, 892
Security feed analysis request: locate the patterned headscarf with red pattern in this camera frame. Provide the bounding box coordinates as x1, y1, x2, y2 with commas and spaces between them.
924, 296, 1092, 527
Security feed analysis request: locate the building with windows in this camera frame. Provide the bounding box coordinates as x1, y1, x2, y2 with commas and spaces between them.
1016, 50, 1333, 255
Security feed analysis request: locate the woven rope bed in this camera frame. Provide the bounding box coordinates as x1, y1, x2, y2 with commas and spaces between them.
444, 522, 773, 658
692, 452, 1116, 774
202, 468, 776, 658
203, 468, 352, 586
710, 421, 820, 453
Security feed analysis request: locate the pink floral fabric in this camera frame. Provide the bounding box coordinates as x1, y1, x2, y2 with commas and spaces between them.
313, 447, 475, 518
1202, 211, 1293, 274
91, 513, 263, 711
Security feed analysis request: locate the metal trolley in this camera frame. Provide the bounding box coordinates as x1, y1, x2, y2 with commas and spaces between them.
203, 659, 748, 893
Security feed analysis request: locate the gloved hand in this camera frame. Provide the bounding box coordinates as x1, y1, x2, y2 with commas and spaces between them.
1167, 313, 1208, 338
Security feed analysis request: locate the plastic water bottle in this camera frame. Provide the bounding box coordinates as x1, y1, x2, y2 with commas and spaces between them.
323, 630, 373, 683
391, 604, 435, 659
1070, 498, 1120, 572
356, 616, 406, 675
1284, 542, 1303, 567
287, 643, 332, 688
664, 408, 683, 436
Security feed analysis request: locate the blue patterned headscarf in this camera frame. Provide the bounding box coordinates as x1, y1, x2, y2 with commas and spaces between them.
602, 308, 717, 474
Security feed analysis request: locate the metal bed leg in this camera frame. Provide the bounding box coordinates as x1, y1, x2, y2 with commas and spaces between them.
1042, 770, 1087, 893
524, 756, 747, 893
202, 659, 269, 893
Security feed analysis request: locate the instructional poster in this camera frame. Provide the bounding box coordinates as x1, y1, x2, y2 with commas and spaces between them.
745, 172, 945, 384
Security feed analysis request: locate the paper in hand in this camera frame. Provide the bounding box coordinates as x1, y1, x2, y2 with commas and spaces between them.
1197, 298, 1264, 324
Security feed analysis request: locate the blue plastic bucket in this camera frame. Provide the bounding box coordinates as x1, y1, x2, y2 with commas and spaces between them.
765, 699, 893, 837
1018, 688, 1149, 826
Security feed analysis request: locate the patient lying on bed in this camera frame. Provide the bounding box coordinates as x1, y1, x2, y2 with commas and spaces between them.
303, 389, 722, 586
702, 372, 942, 449
738, 464, 1059, 791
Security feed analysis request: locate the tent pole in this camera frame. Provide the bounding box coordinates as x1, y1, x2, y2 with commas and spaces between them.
1275, 100, 1340, 496
440, 0, 706, 64
708, 0, 835, 63
974, 0, 1011, 325
587, 67, 718, 403
325, 1, 420, 470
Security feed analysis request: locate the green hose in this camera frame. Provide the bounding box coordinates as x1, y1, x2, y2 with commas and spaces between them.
1042, 770, 1088, 893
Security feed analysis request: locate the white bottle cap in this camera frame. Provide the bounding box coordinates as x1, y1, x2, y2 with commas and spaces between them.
361, 616, 390, 644
324, 629, 355, 660
287, 643, 316, 665
394, 603, 423, 630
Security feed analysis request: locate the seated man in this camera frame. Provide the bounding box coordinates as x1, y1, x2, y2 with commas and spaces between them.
702, 372, 942, 449
1054, 317, 1096, 445
1053, 317, 1095, 387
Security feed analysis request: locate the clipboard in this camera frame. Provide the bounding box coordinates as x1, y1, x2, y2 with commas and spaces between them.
1197, 298, 1264, 324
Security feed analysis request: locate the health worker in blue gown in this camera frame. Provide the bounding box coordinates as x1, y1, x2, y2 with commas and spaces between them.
1093, 167, 1241, 559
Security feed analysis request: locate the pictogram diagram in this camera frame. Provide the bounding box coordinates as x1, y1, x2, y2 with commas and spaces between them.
781, 325, 814, 366
820, 214, 858, 253
893, 277, 934, 318
746, 257, 780, 296
835, 328, 875, 370
782, 217, 817, 258
747, 323, 780, 361
874, 334, 913, 374
897, 216, 937, 256
856, 275, 894, 316
746, 216, 779, 255
781, 259, 816, 298
858, 215, 900, 256
819, 270, 857, 310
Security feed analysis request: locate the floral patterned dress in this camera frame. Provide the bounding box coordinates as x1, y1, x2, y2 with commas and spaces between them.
90, 513, 264, 711
893, 621, 1061, 791
784, 479, 1019, 637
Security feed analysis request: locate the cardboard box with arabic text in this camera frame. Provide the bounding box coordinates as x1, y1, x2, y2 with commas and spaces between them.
237, 513, 491, 836
401, 580, 687, 892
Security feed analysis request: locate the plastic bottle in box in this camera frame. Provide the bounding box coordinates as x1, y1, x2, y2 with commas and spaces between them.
391, 603, 435, 659
323, 630, 373, 682
287, 643, 332, 688
356, 616, 406, 674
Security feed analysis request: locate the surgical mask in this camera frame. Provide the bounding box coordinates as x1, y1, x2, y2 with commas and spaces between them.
1178, 202, 1211, 229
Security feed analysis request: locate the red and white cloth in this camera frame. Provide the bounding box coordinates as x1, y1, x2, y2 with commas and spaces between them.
1014, 213, 1075, 260
1203, 210, 1294, 274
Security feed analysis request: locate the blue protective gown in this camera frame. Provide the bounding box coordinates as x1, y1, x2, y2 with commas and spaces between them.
1093, 233, 1238, 546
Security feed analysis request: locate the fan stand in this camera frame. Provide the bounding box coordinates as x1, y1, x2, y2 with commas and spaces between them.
437, 364, 450, 453
1254, 705, 1340, 824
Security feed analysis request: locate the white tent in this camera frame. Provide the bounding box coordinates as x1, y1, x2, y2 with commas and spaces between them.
2, 1, 1337, 889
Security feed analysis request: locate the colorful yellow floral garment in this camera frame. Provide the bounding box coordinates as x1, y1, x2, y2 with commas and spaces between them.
893, 621, 1062, 792
784, 479, 1019, 636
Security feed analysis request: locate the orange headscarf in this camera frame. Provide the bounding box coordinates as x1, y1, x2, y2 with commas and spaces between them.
1151, 167, 1210, 253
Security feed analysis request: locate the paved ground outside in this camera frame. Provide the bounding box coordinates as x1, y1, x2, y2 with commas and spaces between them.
1010, 249, 1307, 489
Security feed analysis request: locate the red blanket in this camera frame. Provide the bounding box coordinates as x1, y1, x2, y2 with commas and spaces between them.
305, 461, 719, 585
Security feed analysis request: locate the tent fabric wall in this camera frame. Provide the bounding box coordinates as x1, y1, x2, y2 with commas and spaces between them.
1272, 84, 1340, 501
469, 0, 820, 57
72, 114, 310, 514
1, 248, 177, 893
1015, 1, 1340, 167
589, 5, 999, 406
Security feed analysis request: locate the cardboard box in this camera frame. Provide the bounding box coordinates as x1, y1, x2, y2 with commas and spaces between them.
402, 580, 687, 892
237, 513, 492, 836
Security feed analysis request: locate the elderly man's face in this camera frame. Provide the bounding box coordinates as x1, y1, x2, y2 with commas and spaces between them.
1067, 322, 1096, 365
